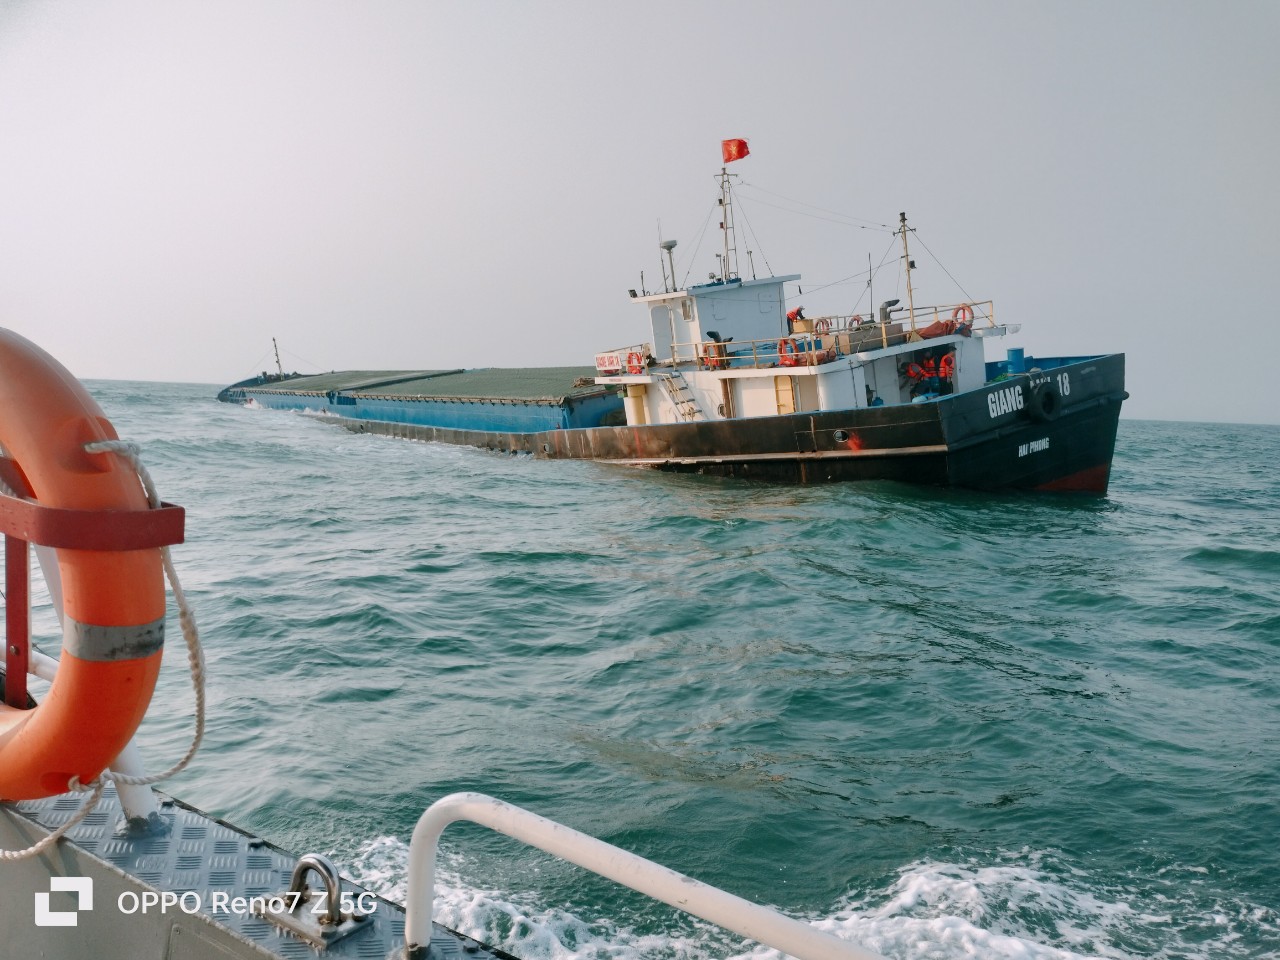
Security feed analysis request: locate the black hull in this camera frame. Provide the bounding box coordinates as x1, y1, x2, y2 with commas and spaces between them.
319, 355, 1126, 493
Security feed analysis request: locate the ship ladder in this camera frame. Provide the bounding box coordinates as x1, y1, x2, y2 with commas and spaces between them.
656, 371, 704, 421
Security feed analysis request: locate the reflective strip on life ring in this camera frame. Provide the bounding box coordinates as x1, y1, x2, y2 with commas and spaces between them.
625, 352, 644, 375
0, 329, 165, 800
952, 304, 974, 324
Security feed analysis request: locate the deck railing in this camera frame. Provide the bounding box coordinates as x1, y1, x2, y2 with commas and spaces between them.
401, 792, 883, 960
594, 302, 995, 376
667, 301, 995, 372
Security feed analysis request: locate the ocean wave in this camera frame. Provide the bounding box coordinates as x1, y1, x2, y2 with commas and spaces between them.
339, 839, 1278, 960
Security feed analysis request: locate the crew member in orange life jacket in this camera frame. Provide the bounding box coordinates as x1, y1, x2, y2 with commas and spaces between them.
786, 306, 805, 333
937, 351, 956, 394
908, 350, 941, 397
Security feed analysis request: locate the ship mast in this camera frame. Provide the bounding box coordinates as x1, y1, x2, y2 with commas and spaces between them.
897, 212, 917, 332
718, 168, 740, 281
272, 337, 284, 378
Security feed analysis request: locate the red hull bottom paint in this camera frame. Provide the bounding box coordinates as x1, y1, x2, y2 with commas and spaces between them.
1034, 463, 1111, 493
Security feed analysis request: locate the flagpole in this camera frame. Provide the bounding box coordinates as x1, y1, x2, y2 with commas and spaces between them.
718, 140, 748, 282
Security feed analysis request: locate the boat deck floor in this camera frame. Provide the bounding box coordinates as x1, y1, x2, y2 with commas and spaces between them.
2, 784, 513, 960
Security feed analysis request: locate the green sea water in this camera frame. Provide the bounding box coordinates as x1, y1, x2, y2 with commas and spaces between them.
32, 381, 1278, 959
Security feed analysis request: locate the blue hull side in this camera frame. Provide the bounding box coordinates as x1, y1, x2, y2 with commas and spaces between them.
240, 389, 621, 433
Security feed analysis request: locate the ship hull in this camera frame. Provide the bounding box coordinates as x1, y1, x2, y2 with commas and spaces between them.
321, 355, 1126, 493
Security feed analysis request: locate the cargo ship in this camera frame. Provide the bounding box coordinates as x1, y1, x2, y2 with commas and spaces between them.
219, 153, 1127, 492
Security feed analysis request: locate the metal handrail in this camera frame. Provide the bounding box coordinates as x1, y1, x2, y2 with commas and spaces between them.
657, 301, 995, 372
594, 302, 995, 375
401, 792, 883, 960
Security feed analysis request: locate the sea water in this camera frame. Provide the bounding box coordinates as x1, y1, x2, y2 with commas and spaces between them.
28, 381, 1279, 959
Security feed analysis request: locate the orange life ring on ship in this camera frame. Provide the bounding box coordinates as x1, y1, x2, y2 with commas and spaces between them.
814, 318, 832, 335
778, 337, 799, 367
625, 352, 644, 375
702, 342, 727, 370
0, 329, 165, 800
952, 304, 974, 324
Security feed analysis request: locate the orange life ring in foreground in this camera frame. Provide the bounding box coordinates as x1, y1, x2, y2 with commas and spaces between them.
0, 329, 165, 800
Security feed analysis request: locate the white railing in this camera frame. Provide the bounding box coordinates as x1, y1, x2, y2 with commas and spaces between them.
656, 301, 996, 373
403, 792, 883, 960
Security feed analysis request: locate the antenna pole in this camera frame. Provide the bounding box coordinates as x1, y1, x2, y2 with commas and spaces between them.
898, 212, 917, 333
659, 240, 679, 293
719, 168, 739, 282
867, 251, 873, 331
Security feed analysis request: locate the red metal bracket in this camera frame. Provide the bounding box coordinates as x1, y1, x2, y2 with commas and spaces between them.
0, 458, 185, 709
0, 494, 186, 552
6, 534, 29, 709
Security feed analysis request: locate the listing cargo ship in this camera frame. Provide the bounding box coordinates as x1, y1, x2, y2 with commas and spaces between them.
219, 155, 1126, 492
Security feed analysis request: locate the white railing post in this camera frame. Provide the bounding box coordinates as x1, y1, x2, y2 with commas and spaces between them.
403, 792, 882, 960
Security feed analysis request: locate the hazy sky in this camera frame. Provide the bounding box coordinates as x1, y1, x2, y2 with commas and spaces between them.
2, 0, 1276, 424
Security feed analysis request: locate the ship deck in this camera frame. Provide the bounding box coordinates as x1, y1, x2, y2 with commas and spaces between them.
2, 784, 513, 960
252, 368, 607, 403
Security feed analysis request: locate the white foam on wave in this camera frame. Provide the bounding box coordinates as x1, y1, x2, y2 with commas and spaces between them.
342, 839, 1276, 960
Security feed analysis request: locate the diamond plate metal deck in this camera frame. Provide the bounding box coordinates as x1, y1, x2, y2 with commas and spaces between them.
3, 784, 516, 960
